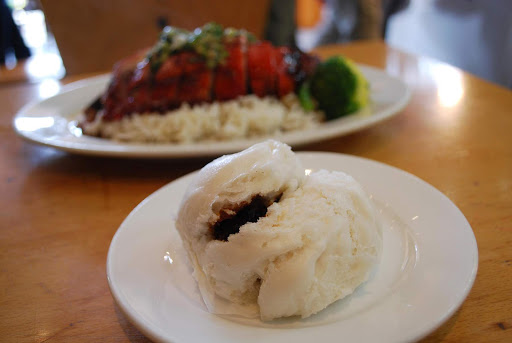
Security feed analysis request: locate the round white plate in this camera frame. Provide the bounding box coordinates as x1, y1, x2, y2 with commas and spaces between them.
14, 66, 410, 158
107, 152, 478, 343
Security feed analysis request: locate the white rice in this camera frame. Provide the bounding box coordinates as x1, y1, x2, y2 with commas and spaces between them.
81, 94, 324, 143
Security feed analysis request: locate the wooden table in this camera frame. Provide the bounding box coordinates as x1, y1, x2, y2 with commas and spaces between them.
1, 41, 511, 342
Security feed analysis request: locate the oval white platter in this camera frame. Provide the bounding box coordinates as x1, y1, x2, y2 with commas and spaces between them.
14, 66, 410, 158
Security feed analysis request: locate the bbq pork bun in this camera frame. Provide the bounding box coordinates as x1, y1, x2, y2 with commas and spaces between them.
175, 140, 382, 321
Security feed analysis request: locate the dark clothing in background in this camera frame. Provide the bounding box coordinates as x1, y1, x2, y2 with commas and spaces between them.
264, 0, 297, 47
0, 0, 31, 65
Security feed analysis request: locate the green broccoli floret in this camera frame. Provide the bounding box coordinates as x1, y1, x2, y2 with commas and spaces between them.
309, 56, 369, 120
298, 81, 316, 111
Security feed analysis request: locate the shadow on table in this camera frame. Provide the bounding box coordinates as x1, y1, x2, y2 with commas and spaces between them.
21, 143, 212, 180
21, 122, 398, 177
297, 122, 404, 159
418, 307, 461, 342
114, 304, 152, 343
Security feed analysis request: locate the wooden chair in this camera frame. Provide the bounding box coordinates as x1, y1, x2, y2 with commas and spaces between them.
40, 0, 271, 75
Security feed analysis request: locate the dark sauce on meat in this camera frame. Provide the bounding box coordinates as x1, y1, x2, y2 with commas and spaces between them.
83, 96, 104, 122
212, 195, 280, 241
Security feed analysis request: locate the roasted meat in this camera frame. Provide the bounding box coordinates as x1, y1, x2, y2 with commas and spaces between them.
84, 32, 319, 123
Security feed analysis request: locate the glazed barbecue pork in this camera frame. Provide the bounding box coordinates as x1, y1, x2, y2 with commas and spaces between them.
84, 35, 319, 123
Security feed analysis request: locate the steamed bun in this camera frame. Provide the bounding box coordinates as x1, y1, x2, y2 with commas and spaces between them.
175, 140, 382, 320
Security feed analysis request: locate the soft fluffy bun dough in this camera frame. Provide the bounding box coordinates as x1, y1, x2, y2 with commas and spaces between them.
176, 140, 382, 320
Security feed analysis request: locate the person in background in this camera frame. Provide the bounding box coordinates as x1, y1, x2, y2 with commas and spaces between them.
265, 0, 408, 49
317, 0, 382, 45
0, 0, 30, 65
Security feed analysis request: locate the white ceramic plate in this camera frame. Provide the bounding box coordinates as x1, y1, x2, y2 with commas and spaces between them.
14, 66, 410, 158
107, 152, 478, 343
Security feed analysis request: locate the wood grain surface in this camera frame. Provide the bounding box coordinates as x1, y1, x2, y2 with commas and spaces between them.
1, 41, 511, 342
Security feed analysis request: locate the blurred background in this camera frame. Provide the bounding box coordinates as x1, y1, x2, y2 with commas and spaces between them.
0, 0, 510, 87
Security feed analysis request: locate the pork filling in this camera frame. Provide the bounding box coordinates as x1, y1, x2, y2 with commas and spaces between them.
212, 195, 281, 241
